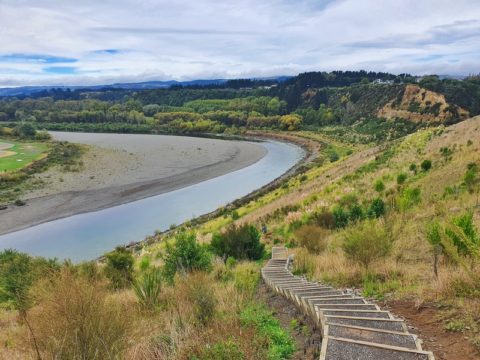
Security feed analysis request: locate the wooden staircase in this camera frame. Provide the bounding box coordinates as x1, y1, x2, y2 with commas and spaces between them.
262, 247, 435, 360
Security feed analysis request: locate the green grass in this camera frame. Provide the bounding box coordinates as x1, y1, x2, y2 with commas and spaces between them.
0, 139, 48, 173
240, 303, 296, 359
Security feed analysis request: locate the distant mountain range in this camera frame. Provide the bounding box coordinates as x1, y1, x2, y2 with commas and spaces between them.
0, 76, 292, 97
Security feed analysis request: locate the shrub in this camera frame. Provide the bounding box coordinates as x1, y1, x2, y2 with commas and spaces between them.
133, 267, 163, 311
31, 268, 130, 359
292, 248, 315, 277
409, 163, 417, 174
211, 224, 264, 261
139, 256, 151, 272
294, 225, 328, 254
342, 220, 392, 270
397, 187, 421, 212
162, 232, 211, 283
348, 204, 365, 222
233, 262, 260, 298
311, 209, 335, 229
329, 151, 340, 162
421, 159, 432, 171
396, 173, 407, 185
333, 206, 349, 228
445, 212, 479, 257
367, 198, 386, 218
104, 247, 135, 289
0, 251, 59, 312
374, 179, 385, 192
185, 273, 217, 326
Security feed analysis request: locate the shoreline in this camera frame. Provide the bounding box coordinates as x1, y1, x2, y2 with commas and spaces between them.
0, 133, 268, 236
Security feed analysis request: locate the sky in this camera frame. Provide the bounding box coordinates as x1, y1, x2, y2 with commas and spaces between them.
0, 0, 479, 87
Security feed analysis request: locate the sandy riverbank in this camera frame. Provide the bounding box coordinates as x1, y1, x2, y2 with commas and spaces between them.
0, 132, 267, 235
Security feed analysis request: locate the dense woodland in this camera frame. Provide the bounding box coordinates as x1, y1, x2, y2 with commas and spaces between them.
1, 71, 479, 139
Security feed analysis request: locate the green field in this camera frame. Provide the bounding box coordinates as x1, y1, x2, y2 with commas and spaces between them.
0, 139, 48, 173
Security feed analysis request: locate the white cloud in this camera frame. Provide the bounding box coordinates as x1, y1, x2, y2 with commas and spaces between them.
0, 0, 479, 86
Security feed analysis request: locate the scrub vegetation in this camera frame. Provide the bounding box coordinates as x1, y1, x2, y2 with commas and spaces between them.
1, 71, 480, 358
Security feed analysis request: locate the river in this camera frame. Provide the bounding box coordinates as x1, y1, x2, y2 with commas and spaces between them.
0, 138, 303, 261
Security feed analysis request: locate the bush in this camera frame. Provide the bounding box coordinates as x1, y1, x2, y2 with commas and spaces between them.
292, 248, 315, 277
374, 179, 385, 192
31, 268, 130, 359
104, 247, 135, 289
294, 225, 328, 254
409, 163, 417, 174
397, 173, 407, 185
333, 206, 349, 228
421, 159, 432, 171
311, 209, 335, 229
233, 262, 260, 298
0, 250, 57, 311
397, 187, 421, 212
185, 273, 216, 326
367, 198, 386, 218
162, 232, 212, 282
342, 220, 393, 269
446, 212, 479, 257
211, 224, 264, 261
133, 267, 163, 311
348, 204, 365, 222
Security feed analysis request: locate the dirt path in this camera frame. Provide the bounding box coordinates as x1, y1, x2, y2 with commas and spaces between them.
384, 300, 480, 360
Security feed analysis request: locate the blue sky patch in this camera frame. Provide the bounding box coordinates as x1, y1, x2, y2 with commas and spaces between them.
43, 66, 77, 74
0, 53, 77, 64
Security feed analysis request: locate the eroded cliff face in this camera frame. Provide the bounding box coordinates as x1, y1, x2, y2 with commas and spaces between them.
378, 84, 469, 123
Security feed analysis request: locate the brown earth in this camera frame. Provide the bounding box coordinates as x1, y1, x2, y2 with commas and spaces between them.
384, 300, 480, 360
378, 84, 469, 123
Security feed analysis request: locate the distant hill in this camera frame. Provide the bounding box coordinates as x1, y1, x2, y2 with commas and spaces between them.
0, 76, 292, 97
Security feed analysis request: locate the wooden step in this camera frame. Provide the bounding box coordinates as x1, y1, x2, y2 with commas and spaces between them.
320, 336, 434, 360
325, 324, 420, 350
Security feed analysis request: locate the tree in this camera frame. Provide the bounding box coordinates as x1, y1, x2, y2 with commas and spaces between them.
367, 198, 386, 218
163, 232, 211, 282
104, 247, 135, 289
278, 114, 302, 131
211, 224, 264, 260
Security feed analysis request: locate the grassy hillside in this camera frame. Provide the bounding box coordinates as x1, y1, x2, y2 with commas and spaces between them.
0, 115, 479, 359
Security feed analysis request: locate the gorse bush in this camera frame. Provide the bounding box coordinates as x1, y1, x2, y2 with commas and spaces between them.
211, 224, 264, 261
342, 220, 393, 270
104, 246, 135, 289
294, 225, 328, 254
162, 231, 212, 282
133, 267, 163, 311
